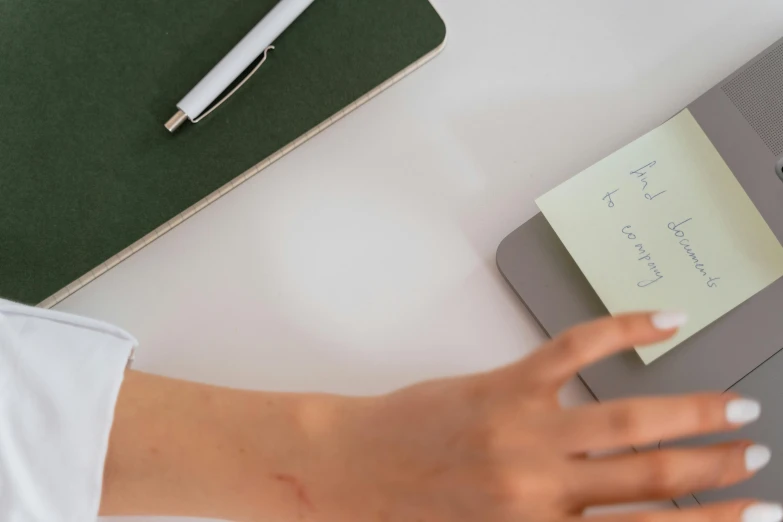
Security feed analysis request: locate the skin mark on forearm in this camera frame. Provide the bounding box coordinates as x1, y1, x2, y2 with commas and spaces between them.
273, 473, 316, 515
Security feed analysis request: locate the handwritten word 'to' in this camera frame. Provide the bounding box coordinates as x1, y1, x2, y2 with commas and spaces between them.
603, 189, 619, 208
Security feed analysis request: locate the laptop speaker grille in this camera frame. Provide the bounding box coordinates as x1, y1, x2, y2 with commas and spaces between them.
723, 41, 783, 156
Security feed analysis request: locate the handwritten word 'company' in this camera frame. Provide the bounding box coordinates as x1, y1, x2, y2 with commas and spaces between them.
622, 226, 664, 287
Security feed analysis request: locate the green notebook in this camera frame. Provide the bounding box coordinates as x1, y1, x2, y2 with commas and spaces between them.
0, 0, 446, 306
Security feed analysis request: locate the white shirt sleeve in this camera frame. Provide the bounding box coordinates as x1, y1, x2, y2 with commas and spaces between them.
0, 299, 136, 522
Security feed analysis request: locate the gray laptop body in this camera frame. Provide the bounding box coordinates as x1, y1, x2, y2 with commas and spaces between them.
497, 37, 783, 507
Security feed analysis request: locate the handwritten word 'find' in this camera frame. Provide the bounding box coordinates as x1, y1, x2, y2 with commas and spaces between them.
630, 162, 667, 201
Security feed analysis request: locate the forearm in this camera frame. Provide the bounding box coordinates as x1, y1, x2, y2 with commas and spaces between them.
99, 370, 334, 521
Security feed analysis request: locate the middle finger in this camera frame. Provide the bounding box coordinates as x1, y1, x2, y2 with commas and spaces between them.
546, 393, 759, 454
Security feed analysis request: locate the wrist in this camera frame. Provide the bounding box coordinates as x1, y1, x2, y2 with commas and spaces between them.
100, 371, 339, 522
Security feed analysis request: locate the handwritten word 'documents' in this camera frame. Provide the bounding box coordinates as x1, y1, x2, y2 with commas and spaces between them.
668, 218, 721, 288
622, 226, 664, 287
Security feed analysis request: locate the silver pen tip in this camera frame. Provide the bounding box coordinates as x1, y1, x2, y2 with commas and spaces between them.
165, 110, 189, 133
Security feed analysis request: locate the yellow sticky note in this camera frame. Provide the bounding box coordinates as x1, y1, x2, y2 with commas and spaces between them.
536, 109, 783, 364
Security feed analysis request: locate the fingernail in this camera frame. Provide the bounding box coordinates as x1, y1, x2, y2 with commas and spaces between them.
746, 445, 772, 473
742, 503, 783, 522
650, 311, 688, 330
726, 399, 762, 425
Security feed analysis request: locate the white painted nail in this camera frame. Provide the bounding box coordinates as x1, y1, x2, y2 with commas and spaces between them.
726, 399, 762, 425
650, 311, 688, 330
746, 445, 772, 473
742, 503, 783, 522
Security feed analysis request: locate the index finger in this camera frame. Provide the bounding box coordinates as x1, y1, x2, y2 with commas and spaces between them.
517, 311, 686, 393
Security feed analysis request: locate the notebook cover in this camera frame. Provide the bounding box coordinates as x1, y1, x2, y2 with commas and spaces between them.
0, 0, 447, 305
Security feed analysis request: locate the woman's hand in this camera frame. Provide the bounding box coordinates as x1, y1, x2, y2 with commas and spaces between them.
301, 312, 773, 522
101, 312, 778, 522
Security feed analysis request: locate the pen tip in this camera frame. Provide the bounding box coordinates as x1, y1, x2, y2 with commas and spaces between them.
165, 110, 189, 133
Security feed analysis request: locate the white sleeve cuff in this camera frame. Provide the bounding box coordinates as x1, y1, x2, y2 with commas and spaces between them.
0, 299, 136, 522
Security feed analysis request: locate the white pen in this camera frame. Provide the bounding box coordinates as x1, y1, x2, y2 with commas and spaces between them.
165, 0, 317, 133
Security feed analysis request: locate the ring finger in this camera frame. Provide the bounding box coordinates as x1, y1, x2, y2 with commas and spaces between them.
578, 500, 782, 522
568, 442, 770, 508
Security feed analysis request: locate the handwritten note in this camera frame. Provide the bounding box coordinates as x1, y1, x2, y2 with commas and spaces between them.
536, 109, 783, 364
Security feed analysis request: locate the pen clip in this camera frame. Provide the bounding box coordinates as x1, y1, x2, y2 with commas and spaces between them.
191, 45, 275, 124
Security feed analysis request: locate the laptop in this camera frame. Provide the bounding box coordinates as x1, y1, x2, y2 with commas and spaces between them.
496, 36, 783, 507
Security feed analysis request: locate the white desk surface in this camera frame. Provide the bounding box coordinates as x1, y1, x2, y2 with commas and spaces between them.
57, 1, 783, 520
